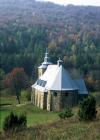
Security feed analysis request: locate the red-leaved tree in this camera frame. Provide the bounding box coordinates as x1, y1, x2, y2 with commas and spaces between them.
5, 68, 29, 104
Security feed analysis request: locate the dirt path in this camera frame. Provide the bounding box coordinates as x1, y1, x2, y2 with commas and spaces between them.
0, 102, 31, 108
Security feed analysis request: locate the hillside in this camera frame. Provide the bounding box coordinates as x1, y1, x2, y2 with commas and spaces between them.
0, 0, 100, 26
0, 0, 100, 91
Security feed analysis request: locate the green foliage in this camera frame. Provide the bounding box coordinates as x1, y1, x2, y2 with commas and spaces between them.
21, 90, 27, 98
21, 90, 31, 101
3, 111, 27, 132
58, 107, 74, 119
78, 95, 97, 121
93, 92, 100, 106
0, 2, 100, 92
58, 112, 66, 119
0, 68, 5, 80
26, 92, 31, 101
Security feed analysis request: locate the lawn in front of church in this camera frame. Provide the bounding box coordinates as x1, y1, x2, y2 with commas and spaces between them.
0, 96, 58, 131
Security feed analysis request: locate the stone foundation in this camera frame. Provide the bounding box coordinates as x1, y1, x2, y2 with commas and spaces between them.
31, 89, 78, 111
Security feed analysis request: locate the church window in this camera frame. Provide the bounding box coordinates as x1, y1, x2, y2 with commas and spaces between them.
65, 92, 68, 97
54, 92, 57, 96
36, 79, 47, 87
42, 81, 47, 87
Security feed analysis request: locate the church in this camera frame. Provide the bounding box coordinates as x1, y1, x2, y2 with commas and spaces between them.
31, 49, 88, 111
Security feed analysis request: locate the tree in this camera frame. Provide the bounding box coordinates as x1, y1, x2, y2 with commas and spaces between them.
78, 95, 97, 121
4, 68, 29, 104
3, 112, 27, 133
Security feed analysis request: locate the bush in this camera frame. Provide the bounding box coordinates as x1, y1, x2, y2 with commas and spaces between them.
93, 92, 100, 106
58, 107, 74, 119
3, 112, 27, 132
58, 112, 66, 119
78, 95, 97, 121
21, 90, 31, 101
26, 92, 31, 101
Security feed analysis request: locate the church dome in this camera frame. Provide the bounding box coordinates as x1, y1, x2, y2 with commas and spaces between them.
38, 48, 52, 69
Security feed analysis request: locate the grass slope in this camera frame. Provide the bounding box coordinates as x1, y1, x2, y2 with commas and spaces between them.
0, 104, 58, 130
0, 107, 100, 140
0, 95, 100, 140
0, 96, 17, 106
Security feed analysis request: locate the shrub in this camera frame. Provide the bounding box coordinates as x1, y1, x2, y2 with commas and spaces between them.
58, 107, 74, 119
21, 90, 31, 101
58, 112, 66, 119
18, 113, 27, 127
3, 112, 27, 132
26, 92, 31, 101
78, 95, 97, 121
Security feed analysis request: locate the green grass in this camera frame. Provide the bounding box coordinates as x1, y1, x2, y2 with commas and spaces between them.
0, 96, 17, 105
0, 94, 100, 140
0, 96, 58, 131
0, 107, 100, 140
0, 92, 29, 106
0, 103, 58, 131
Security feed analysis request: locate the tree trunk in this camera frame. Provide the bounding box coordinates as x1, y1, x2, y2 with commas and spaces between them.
16, 90, 21, 104
16, 95, 20, 104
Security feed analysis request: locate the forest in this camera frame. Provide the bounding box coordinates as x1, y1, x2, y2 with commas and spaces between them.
0, 0, 100, 93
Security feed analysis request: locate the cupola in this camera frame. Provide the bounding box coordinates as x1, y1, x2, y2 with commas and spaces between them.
38, 48, 52, 77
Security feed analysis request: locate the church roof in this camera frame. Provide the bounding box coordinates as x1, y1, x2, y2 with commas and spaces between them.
38, 62, 52, 69
74, 79, 88, 94
32, 64, 78, 92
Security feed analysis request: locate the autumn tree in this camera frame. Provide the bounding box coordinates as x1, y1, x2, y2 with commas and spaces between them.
4, 68, 29, 104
